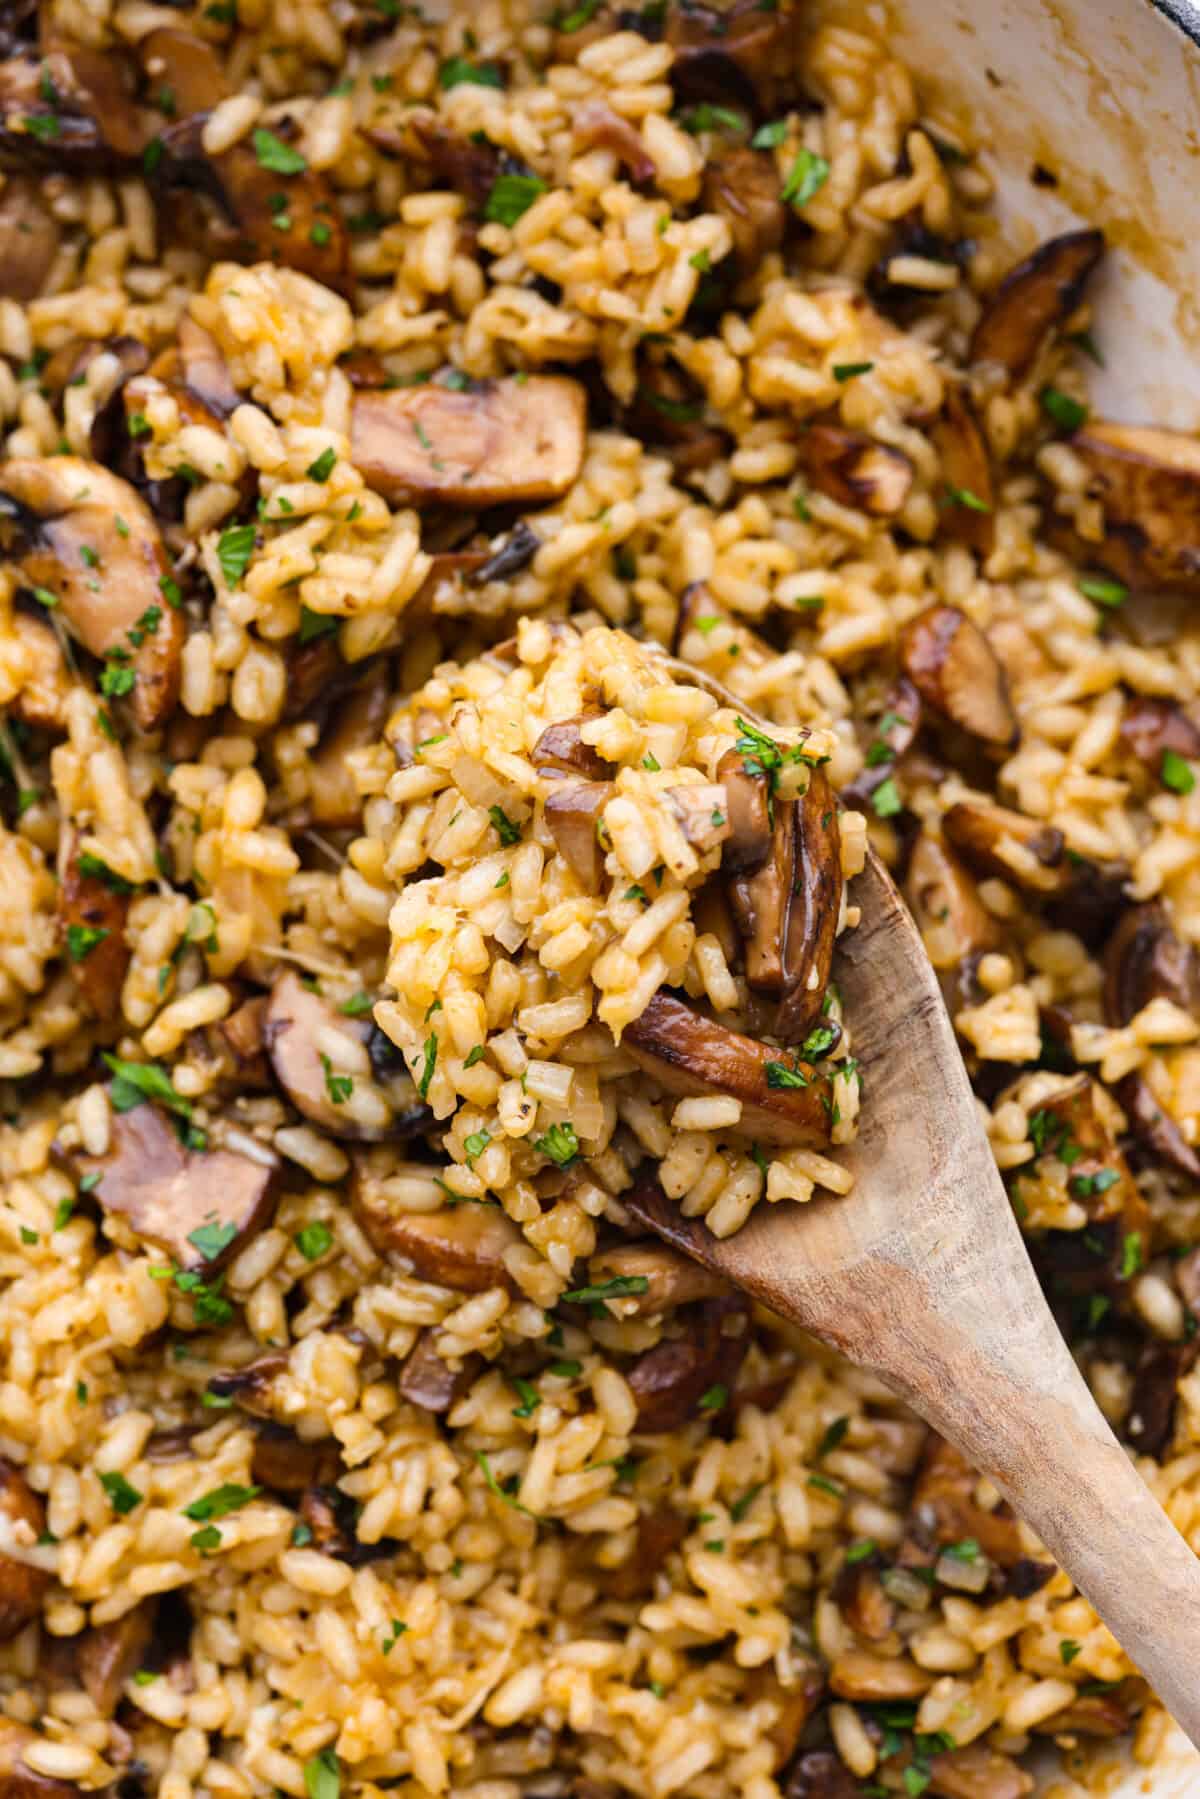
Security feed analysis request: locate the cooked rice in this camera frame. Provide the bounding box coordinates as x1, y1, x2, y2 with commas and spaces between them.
0, 2, 1198, 1797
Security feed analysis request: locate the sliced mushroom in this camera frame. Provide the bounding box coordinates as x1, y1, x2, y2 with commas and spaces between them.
798, 423, 914, 517
303, 667, 391, 829
1126, 1340, 1196, 1458
842, 677, 922, 811
607, 1504, 689, 1599
365, 112, 504, 209
700, 144, 784, 274
137, 26, 229, 117
665, 0, 798, 114
586, 1240, 732, 1314
968, 228, 1104, 376
0, 44, 146, 172
352, 376, 586, 507
264, 970, 428, 1141
1022, 1074, 1151, 1251
77, 1603, 155, 1715
666, 782, 732, 854
73, 1100, 280, 1274
572, 101, 655, 185
1103, 902, 1200, 1026
835, 1555, 895, 1641
352, 1163, 521, 1292
1070, 421, 1200, 593
472, 519, 542, 584
0, 175, 58, 299
0, 1459, 48, 1640
250, 1425, 341, 1494
153, 113, 350, 292
1120, 695, 1200, 774
532, 713, 613, 780
627, 1296, 749, 1432
623, 990, 836, 1147
718, 744, 773, 874
177, 314, 240, 419
943, 799, 1065, 892
782, 1751, 862, 1799
544, 778, 614, 889
624, 361, 729, 478
900, 1434, 1026, 1570
397, 1329, 479, 1414
9, 611, 73, 731
755, 1663, 828, 1772
774, 764, 842, 1043
1031, 1693, 1131, 1738
219, 993, 269, 1071
0, 1721, 76, 1799
928, 1745, 1033, 1799
0, 457, 183, 730
932, 381, 996, 555
905, 831, 1001, 1012
899, 605, 1017, 748
57, 837, 130, 1021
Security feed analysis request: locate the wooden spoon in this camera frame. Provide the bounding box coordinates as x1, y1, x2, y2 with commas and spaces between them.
633, 666, 1200, 1747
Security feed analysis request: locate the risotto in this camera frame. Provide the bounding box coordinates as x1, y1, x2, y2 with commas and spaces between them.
2, 1, 1200, 1797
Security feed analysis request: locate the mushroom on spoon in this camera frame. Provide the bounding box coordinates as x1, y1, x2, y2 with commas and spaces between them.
632, 660, 1200, 1751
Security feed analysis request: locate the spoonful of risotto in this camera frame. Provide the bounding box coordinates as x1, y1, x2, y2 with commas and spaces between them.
617, 658, 1200, 1753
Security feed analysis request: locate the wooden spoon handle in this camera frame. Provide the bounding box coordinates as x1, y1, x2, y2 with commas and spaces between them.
894, 1307, 1200, 1747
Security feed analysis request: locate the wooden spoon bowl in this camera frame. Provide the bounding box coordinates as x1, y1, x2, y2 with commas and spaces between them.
634, 665, 1200, 1746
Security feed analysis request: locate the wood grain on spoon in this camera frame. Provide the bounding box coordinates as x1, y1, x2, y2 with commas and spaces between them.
634, 661, 1200, 1752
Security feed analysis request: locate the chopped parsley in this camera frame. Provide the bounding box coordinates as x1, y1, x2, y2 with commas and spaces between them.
66, 924, 108, 961
563, 1274, 649, 1305
943, 483, 992, 513
533, 1121, 580, 1166
339, 992, 374, 1016
99, 1472, 143, 1514
183, 1482, 260, 1521
1060, 1639, 1083, 1665
698, 1384, 728, 1412
483, 173, 547, 226
871, 776, 902, 818
186, 1218, 237, 1263
1078, 573, 1127, 608
510, 1376, 541, 1419
488, 805, 522, 845
319, 1053, 353, 1106
102, 1054, 191, 1119
764, 1059, 809, 1089
439, 56, 504, 88
1040, 386, 1088, 432
464, 1044, 486, 1069
216, 523, 256, 588
845, 1538, 877, 1563
299, 606, 338, 643
253, 128, 307, 174
781, 147, 830, 208
1121, 1231, 1144, 1279
817, 1415, 849, 1457
418, 1033, 438, 1099
306, 448, 337, 482
1162, 749, 1196, 795
752, 119, 789, 148
832, 361, 874, 382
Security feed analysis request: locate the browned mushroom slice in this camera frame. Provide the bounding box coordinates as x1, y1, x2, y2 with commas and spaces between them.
0, 458, 183, 730
607, 1504, 689, 1598
932, 383, 995, 555
205, 1351, 287, 1416
0, 1721, 77, 1799
0, 44, 148, 171
700, 144, 784, 274
264, 970, 428, 1141
1022, 1074, 1152, 1251
1103, 902, 1200, 1026
57, 838, 131, 1020
904, 831, 1001, 1012
1120, 695, 1200, 771
665, 0, 799, 114
9, 612, 72, 731
1125, 1339, 1196, 1459
718, 744, 773, 874
351, 376, 586, 508
283, 634, 342, 722
927, 1744, 1033, 1799
572, 101, 655, 185
968, 228, 1104, 376
365, 113, 504, 209
0, 175, 58, 299
942, 799, 1065, 892
842, 678, 922, 811
177, 314, 240, 419
532, 713, 613, 780
77, 1603, 155, 1715
666, 783, 732, 855
1031, 1693, 1131, 1739
627, 1296, 749, 1431
352, 1163, 521, 1292
752, 1663, 828, 1774
782, 1751, 862, 1799
623, 991, 835, 1147
73, 1101, 280, 1273
304, 667, 391, 828
251, 1425, 341, 1494
899, 605, 1017, 748
1115, 1072, 1200, 1183
798, 424, 914, 517
1069, 421, 1200, 593
0, 1459, 47, 1641
137, 26, 230, 116
587, 1240, 731, 1314
774, 765, 842, 1044
397, 1329, 479, 1413
219, 993, 269, 1072
545, 779, 614, 889
899, 1434, 1026, 1570
835, 1553, 895, 1641
154, 114, 350, 293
